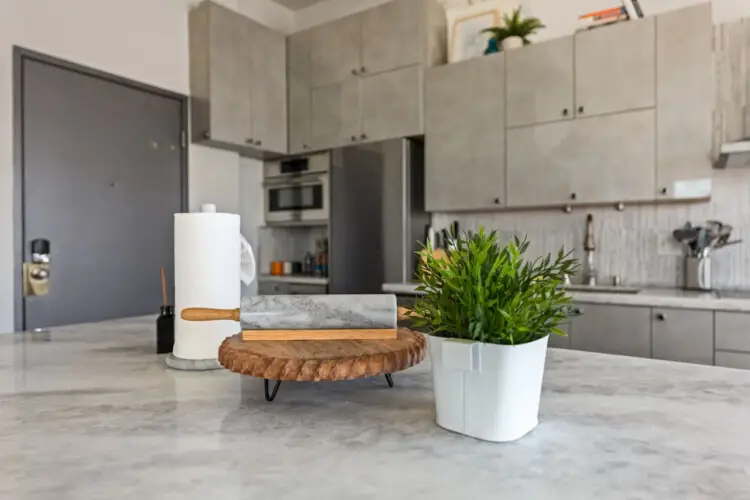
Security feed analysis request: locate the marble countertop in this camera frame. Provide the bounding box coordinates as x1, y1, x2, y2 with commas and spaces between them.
383, 282, 750, 312
2, 317, 750, 499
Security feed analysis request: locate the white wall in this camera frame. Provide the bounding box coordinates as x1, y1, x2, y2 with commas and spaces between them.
0, 0, 292, 333
293, 0, 750, 33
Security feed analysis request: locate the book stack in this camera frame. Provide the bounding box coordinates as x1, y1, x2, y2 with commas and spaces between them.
577, 1, 644, 31
578, 6, 628, 31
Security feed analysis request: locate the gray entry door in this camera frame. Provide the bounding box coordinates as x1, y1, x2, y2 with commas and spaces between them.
21, 57, 185, 330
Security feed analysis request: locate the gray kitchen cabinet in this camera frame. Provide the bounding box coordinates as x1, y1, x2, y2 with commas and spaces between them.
309, 0, 445, 88
190, 1, 252, 147
506, 37, 575, 128
424, 53, 505, 211
568, 110, 656, 204
652, 308, 713, 365
574, 17, 656, 117
361, 0, 422, 75
506, 120, 575, 208
715, 351, 750, 370
288, 30, 313, 154
258, 281, 290, 295
570, 303, 652, 358
309, 14, 362, 88
251, 21, 287, 153
360, 66, 423, 143
655, 3, 713, 200
548, 320, 571, 349
189, 1, 287, 154
715, 312, 750, 353
310, 81, 360, 150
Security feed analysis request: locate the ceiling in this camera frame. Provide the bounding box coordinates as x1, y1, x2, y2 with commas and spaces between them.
269, 0, 328, 10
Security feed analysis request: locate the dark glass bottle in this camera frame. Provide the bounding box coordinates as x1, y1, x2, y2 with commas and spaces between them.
156, 305, 175, 354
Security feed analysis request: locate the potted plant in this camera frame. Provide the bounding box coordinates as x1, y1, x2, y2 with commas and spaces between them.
410, 228, 578, 442
482, 7, 545, 51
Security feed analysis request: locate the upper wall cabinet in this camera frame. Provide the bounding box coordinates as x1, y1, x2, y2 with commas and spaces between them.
309, 0, 446, 88
310, 15, 362, 89
574, 17, 656, 118
189, 1, 287, 156
655, 3, 713, 200
288, 29, 313, 153
293, 0, 446, 153
425, 54, 506, 212
506, 37, 575, 128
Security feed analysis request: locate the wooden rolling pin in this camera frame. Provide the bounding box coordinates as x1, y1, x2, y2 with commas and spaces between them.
182, 294, 397, 341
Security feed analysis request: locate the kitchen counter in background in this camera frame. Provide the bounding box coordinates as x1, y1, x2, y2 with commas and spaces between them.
2, 317, 750, 499
383, 282, 750, 313
259, 275, 329, 286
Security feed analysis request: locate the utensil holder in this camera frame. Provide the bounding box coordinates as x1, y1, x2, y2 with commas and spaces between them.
684, 256, 712, 291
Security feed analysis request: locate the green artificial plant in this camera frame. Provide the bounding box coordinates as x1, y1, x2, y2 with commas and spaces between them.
481, 7, 545, 45
411, 227, 579, 346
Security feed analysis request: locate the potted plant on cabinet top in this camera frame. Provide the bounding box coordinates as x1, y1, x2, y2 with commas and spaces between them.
410, 227, 578, 442
482, 7, 545, 51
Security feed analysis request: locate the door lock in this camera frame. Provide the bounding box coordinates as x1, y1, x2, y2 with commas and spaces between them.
23, 238, 50, 297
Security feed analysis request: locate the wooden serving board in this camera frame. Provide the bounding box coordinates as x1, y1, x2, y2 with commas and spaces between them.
219, 328, 426, 382
241, 328, 397, 341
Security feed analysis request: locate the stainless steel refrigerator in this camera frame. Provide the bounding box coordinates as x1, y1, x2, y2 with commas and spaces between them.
330, 138, 428, 293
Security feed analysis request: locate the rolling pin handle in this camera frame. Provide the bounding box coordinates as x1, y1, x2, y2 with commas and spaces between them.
181, 308, 240, 322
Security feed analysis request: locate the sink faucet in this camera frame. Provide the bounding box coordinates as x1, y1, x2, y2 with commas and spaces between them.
583, 214, 597, 286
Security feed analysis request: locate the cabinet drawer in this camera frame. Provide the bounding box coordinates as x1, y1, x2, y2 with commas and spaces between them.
287, 284, 328, 295
715, 351, 750, 370
652, 308, 713, 365
715, 312, 750, 352
570, 303, 651, 357
258, 282, 290, 295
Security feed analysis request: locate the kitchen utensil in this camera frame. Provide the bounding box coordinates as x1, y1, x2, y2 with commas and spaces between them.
684, 256, 711, 291
182, 294, 398, 341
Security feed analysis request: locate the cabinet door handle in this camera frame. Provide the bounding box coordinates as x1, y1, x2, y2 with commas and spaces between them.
562, 108, 569, 116
245, 138, 254, 144
255, 140, 262, 146
570, 192, 577, 200
660, 187, 668, 195
360, 133, 367, 140
578, 106, 585, 114
360, 66, 366, 74
572, 308, 582, 315
494, 197, 501, 205
203, 131, 211, 140
351, 135, 358, 142
303, 143, 309, 149
655, 313, 666, 321
351, 68, 359, 75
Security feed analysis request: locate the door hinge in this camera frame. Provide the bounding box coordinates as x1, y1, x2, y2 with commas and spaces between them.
180, 130, 187, 148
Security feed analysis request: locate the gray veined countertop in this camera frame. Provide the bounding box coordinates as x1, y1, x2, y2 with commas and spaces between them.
382, 282, 750, 313
2, 317, 750, 499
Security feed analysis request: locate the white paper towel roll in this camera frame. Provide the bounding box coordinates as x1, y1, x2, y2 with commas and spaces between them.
173, 212, 240, 362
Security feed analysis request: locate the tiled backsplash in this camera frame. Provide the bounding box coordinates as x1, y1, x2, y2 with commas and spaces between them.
433, 169, 750, 289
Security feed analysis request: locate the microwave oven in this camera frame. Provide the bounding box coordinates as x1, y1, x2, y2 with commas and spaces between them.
264, 154, 330, 225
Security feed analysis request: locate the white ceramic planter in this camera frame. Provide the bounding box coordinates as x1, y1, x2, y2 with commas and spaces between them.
501, 36, 524, 50
427, 334, 548, 442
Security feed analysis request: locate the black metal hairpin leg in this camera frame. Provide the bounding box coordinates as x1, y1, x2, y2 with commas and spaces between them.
384, 374, 394, 388
264, 379, 282, 402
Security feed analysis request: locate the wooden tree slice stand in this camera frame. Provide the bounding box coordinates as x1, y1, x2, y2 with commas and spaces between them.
218, 328, 426, 401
